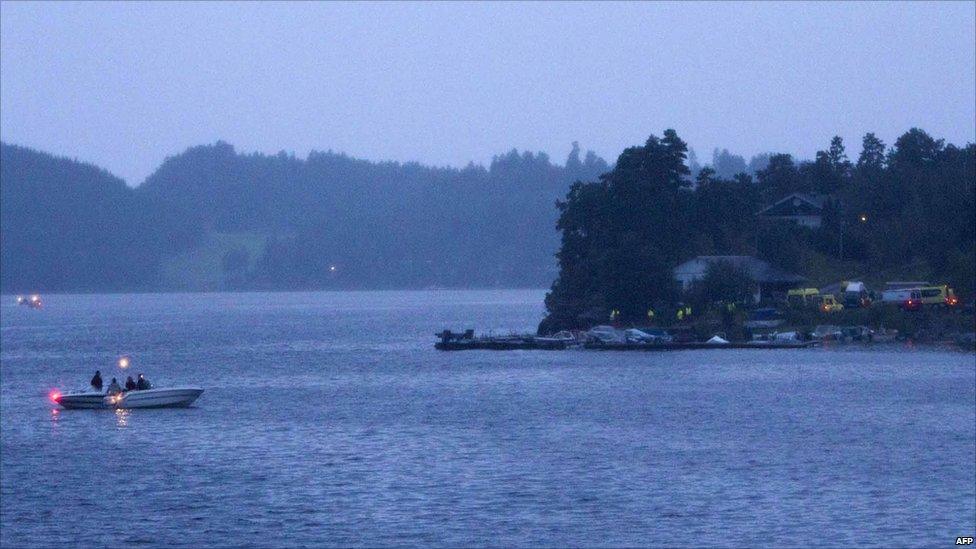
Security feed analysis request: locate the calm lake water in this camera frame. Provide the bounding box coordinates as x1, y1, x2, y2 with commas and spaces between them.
1, 290, 974, 548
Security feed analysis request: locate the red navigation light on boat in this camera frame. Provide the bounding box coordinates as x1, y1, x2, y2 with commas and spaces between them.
49, 389, 62, 403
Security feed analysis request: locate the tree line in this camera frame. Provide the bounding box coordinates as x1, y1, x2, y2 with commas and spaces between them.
0, 141, 608, 292
541, 128, 975, 333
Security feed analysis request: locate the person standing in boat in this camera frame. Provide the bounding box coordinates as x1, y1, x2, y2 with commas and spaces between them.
90, 371, 103, 392
136, 374, 152, 390
125, 376, 137, 392
106, 377, 122, 395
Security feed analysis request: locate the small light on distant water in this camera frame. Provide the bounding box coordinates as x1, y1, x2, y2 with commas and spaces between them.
859, 213, 868, 223
118, 356, 130, 369
48, 389, 61, 403
329, 265, 337, 273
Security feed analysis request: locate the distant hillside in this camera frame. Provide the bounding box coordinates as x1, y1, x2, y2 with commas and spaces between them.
0, 144, 161, 293
0, 141, 608, 293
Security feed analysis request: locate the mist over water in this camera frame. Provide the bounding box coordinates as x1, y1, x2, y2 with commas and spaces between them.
2, 291, 973, 547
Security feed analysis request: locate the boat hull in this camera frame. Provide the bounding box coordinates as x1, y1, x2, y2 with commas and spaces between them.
55, 387, 203, 409
115, 387, 203, 409
55, 392, 110, 409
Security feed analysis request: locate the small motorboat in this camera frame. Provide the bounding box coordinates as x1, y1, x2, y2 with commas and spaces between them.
16, 295, 42, 309
52, 387, 203, 409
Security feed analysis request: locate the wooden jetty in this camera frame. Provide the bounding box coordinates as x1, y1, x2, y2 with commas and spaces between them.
434, 330, 573, 351
434, 330, 817, 351
582, 341, 817, 351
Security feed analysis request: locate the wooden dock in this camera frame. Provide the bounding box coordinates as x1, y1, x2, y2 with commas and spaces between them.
582, 341, 817, 351
435, 339, 572, 351
434, 335, 817, 351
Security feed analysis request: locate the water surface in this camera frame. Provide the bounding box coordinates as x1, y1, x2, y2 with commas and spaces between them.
1, 290, 974, 547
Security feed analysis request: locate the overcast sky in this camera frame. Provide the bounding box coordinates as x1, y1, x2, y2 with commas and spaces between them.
1, 1, 974, 185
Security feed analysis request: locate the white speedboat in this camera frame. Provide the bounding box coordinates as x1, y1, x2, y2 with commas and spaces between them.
53, 387, 203, 409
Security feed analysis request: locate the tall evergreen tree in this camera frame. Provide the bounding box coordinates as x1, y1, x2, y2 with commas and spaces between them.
857, 133, 886, 171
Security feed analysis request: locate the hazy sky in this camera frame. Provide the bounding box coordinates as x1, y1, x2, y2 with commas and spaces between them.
1, 1, 974, 185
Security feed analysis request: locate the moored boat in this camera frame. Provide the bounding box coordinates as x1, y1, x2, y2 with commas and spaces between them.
16, 294, 42, 309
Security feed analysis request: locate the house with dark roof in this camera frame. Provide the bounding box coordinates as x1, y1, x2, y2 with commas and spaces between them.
756, 192, 827, 228
673, 255, 805, 303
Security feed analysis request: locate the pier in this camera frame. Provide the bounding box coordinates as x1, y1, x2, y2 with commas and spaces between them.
435, 330, 817, 351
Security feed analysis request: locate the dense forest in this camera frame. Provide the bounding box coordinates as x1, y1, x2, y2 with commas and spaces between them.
541, 128, 976, 333
0, 144, 161, 292
3, 129, 972, 303
1, 141, 608, 292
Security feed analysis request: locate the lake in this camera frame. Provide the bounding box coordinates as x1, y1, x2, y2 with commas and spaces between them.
1, 290, 974, 547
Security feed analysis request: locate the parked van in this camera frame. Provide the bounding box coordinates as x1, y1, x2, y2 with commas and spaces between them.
881, 288, 922, 310
885, 281, 930, 291
917, 285, 958, 307
841, 281, 872, 308
787, 288, 820, 308
882, 285, 957, 309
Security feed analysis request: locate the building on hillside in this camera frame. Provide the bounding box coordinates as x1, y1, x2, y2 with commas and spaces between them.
756, 193, 827, 228
673, 255, 805, 303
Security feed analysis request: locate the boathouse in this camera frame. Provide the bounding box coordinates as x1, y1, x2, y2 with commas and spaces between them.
673, 255, 805, 303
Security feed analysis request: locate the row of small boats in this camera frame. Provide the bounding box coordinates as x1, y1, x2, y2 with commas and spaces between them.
436, 326, 816, 351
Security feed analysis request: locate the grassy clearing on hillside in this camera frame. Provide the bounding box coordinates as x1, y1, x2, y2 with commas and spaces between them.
159, 232, 269, 291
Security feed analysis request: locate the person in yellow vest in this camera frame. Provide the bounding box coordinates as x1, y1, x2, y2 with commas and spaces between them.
677, 308, 684, 321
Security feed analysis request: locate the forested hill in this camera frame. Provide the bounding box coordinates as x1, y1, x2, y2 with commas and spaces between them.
0, 141, 609, 293
0, 144, 161, 292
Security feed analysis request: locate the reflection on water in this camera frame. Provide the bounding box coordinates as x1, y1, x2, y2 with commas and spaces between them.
114, 408, 130, 428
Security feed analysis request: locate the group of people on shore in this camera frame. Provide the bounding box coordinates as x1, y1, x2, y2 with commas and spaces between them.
89, 370, 152, 395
